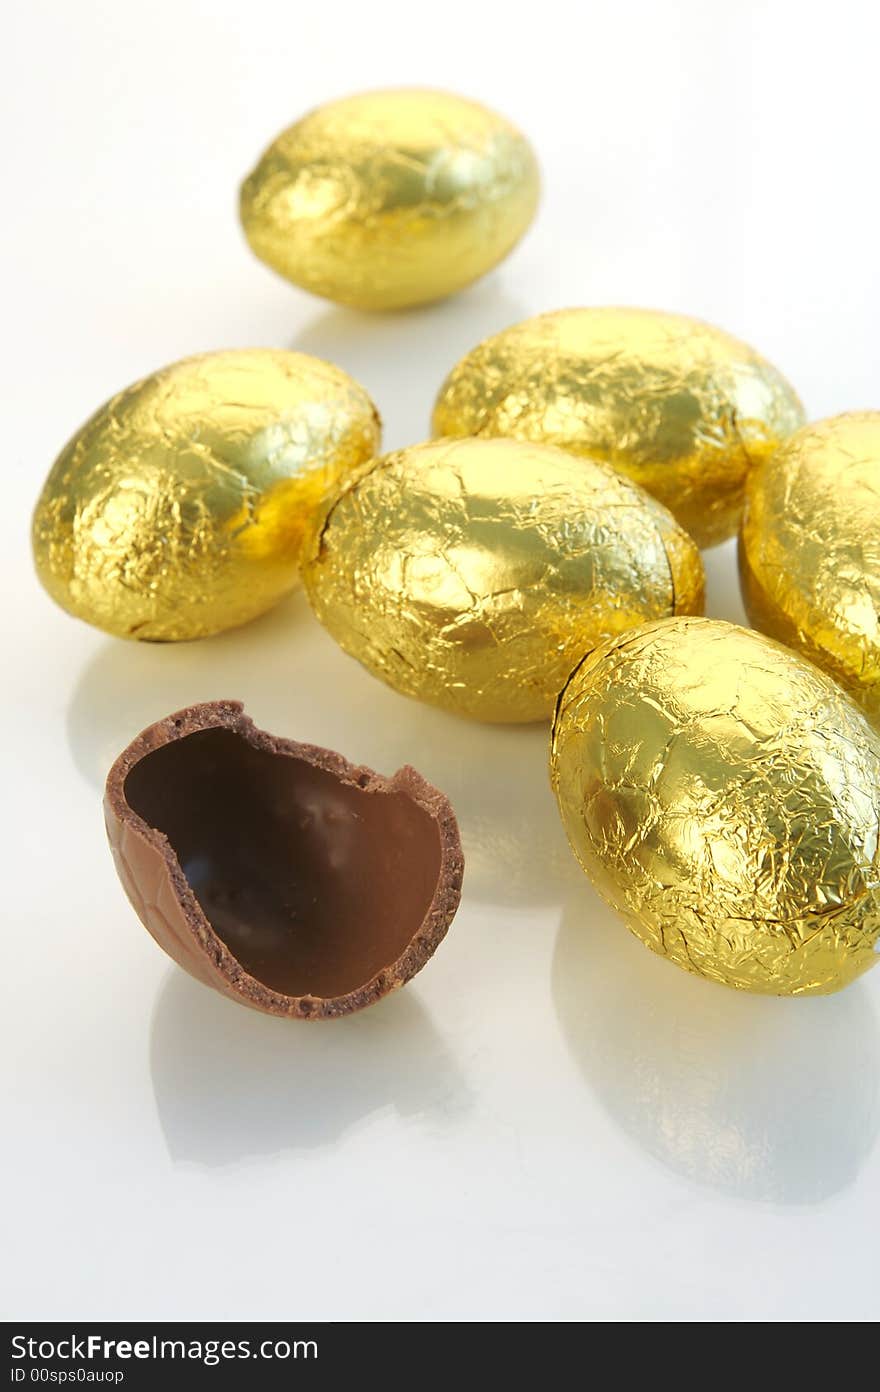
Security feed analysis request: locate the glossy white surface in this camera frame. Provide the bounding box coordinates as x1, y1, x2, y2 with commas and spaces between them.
5, 0, 880, 1322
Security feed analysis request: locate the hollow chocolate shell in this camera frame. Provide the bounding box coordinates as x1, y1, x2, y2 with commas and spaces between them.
104, 702, 463, 1018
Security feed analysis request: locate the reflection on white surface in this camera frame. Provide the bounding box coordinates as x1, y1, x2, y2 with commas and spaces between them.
67, 592, 581, 906
290, 280, 527, 452
554, 889, 880, 1204
151, 969, 468, 1165
702, 539, 748, 626
11, 0, 880, 1322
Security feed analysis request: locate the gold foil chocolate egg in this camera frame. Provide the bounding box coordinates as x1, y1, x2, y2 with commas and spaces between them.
301, 437, 704, 722
740, 412, 880, 715
432, 307, 806, 547
239, 89, 540, 310
551, 617, 880, 996
32, 349, 381, 642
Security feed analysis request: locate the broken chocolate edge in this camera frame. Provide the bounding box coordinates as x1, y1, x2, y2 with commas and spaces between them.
103, 700, 464, 1020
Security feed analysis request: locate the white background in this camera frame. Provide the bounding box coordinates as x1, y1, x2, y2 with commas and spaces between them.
4, 0, 880, 1322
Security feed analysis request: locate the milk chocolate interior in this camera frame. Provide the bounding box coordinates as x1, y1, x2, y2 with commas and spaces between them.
123, 728, 442, 999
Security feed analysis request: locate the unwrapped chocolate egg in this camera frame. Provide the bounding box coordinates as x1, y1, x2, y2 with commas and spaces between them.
32, 349, 380, 641
105, 702, 463, 1019
551, 617, 880, 995
239, 89, 540, 310
740, 412, 880, 714
432, 307, 805, 547
302, 437, 704, 722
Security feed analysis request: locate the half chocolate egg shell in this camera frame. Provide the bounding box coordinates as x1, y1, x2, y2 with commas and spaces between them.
104, 702, 464, 1018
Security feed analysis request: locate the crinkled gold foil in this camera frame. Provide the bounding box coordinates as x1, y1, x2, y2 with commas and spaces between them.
239, 89, 540, 311
432, 307, 805, 548
32, 349, 380, 641
740, 412, 880, 715
551, 617, 880, 995
301, 437, 704, 723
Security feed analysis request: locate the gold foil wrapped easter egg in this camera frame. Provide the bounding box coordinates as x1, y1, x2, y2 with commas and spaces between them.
740, 412, 880, 715
301, 437, 704, 722
239, 89, 540, 310
551, 617, 880, 995
32, 350, 380, 642
432, 307, 806, 547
